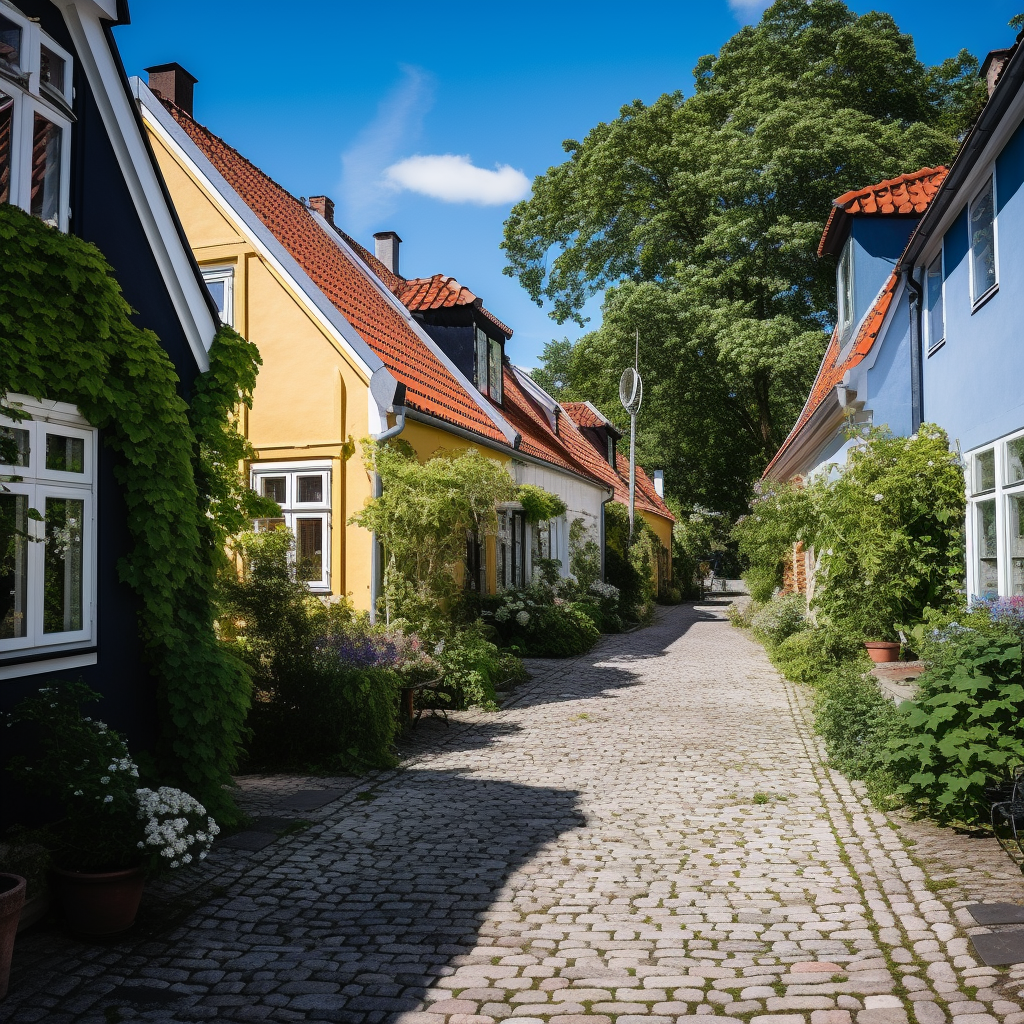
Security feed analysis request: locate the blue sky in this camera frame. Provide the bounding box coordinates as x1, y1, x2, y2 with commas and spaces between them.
116, 0, 1021, 370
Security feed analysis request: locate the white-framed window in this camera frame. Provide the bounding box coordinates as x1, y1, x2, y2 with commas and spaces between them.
969, 175, 997, 307
965, 430, 1024, 599
0, 396, 97, 659
251, 461, 331, 591
925, 251, 944, 350
474, 327, 504, 404
496, 507, 526, 590
837, 237, 855, 339
202, 265, 234, 326
0, 5, 73, 230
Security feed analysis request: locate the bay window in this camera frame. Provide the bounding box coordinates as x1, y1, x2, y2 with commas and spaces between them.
0, 397, 96, 660
251, 461, 331, 591
0, 8, 72, 230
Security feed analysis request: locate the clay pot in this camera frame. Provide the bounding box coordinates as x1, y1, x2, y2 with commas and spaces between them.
864, 641, 901, 663
0, 873, 27, 1000
51, 866, 145, 937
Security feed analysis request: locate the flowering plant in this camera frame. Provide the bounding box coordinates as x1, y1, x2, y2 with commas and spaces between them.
136, 787, 219, 872
5, 682, 218, 873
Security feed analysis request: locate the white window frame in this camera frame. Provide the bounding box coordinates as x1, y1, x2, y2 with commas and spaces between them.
201, 265, 234, 327
0, 5, 73, 230
965, 428, 1024, 600
837, 237, 855, 339
250, 460, 332, 591
0, 395, 97, 660
925, 249, 945, 352
968, 173, 998, 310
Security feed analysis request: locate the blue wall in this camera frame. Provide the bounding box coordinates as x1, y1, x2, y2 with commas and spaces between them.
924, 116, 1024, 453
865, 287, 913, 438
849, 218, 917, 330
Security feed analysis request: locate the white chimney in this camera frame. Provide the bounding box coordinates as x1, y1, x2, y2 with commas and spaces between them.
654, 470, 664, 498
373, 231, 402, 276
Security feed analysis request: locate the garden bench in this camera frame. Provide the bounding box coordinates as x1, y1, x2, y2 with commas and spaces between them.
989, 766, 1024, 868
400, 676, 448, 727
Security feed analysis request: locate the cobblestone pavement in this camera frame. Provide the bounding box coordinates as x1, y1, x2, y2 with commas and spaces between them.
4, 600, 1024, 1024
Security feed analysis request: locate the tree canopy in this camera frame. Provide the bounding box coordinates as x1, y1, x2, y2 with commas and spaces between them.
504, 0, 986, 515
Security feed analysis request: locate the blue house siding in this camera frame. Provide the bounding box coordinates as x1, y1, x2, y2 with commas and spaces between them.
850, 219, 913, 325
864, 287, 913, 439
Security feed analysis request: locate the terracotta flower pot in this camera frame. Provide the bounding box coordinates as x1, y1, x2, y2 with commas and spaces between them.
865, 641, 901, 663
0, 873, 27, 1001
51, 866, 145, 937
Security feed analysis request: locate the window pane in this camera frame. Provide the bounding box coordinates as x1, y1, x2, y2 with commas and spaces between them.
295, 518, 323, 581
971, 178, 996, 300
40, 45, 65, 94
254, 517, 286, 533
974, 449, 995, 493
45, 433, 84, 473
0, 426, 29, 467
205, 278, 225, 315
1009, 494, 1024, 559
31, 114, 62, 227
43, 496, 84, 633
1007, 439, 1024, 485
926, 254, 943, 346
976, 498, 998, 598
296, 475, 323, 503
838, 240, 854, 334
0, 493, 28, 639
489, 339, 503, 404
475, 328, 489, 395
0, 15, 21, 70
0, 90, 11, 206
261, 476, 286, 504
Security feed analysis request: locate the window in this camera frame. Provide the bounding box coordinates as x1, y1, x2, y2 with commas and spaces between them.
251, 462, 331, 590
0, 397, 96, 658
837, 238, 854, 339
606, 433, 615, 466
474, 327, 504, 403
202, 266, 234, 326
973, 449, 995, 494
926, 252, 944, 349
0, 9, 72, 230
464, 531, 486, 593
496, 508, 526, 590
970, 177, 997, 304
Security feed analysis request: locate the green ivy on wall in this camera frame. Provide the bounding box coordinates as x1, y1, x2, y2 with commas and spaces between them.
0, 203, 265, 825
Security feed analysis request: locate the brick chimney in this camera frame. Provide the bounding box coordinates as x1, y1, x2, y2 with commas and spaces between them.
373, 231, 402, 276
145, 63, 198, 116
981, 48, 1014, 97
308, 196, 335, 225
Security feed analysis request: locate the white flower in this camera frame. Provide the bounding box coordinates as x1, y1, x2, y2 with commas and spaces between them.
874, 494, 883, 502
103, 795, 113, 804
100, 776, 110, 784
516, 610, 530, 626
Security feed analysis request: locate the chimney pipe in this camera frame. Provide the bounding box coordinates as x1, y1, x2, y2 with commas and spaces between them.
654, 470, 664, 498
373, 231, 402, 276
145, 62, 198, 117
981, 48, 1014, 97
308, 195, 335, 225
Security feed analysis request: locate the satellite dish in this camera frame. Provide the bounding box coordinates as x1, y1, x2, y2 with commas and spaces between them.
619, 367, 643, 415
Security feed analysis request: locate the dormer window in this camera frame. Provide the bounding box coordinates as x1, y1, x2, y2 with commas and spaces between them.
837, 238, 854, 339
474, 327, 503, 404
607, 434, 615, 465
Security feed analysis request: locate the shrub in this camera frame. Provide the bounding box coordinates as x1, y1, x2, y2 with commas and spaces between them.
569, 517, 602, 591
770, 626, 866, 684
429, 622, 505, 710
604, 501, 659, 622
745, 564, 781, 604
485, 587, 600, 657
886, 630, 1024, 825
727, 598, 760, 628
750, 592, 807, 650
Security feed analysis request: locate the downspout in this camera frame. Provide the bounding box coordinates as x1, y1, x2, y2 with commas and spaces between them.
906, 269, 924, 433
369, 384, 407, 624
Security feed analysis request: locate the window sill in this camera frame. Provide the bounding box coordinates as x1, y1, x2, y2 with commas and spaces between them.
972, 284, 999, 314
927, 339, 946, 357
0, 647, 97, 680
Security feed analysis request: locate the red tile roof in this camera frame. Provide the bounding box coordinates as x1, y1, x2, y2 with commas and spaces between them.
763, 271, 900, 479
562, 401, 608, 431
160, 101, 509, 446
818, 167, 948, 257
398, 275, 513, 338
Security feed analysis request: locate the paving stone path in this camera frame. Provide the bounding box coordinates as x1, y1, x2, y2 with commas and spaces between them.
4, 599, 1024, 1024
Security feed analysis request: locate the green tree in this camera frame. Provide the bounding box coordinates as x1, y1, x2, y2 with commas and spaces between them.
504, 0, 985, 511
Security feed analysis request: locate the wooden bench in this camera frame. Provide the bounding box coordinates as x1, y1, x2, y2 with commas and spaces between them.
400, 676, 447, 727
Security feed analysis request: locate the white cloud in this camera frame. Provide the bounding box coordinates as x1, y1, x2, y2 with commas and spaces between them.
384, 154, 531, 206
340, 66, 433, 233
728, 0, 770, 20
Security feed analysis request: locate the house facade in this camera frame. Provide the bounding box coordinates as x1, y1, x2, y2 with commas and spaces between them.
1, 0, 221, 814
135, 68, 628, 607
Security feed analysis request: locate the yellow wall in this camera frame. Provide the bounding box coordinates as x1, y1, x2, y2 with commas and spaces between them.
641, 509, 675, 587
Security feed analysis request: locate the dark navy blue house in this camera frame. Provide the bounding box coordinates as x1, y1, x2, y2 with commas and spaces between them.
1, 0, 219, 822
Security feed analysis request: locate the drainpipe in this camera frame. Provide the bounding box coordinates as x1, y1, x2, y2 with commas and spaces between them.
906, 269, 924, 433
369, 383, 407, 624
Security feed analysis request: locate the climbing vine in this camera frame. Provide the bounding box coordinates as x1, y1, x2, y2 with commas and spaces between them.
0, 204, 268, 824
516, 484, 567, 524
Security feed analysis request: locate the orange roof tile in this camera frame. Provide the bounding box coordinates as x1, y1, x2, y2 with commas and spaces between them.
763, 271, 900, 479
818, 167, 948, 257
562, 401, 609, 431
397, 274, 513, 338
161, 102, 509, 446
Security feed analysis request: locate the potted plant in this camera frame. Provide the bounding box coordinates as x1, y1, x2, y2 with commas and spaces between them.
5, 682, 219, 936
0, 873, 26, 1000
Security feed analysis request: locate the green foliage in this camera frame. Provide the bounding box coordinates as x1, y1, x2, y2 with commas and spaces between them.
506, 1, 980, 512
887, 631, 1024, 825
0, 204, 263, 824
569, 517, 602, 592
484, 586, 601, 658
749, 592, 807, 649
351, 441, 517, 622
672, 504, 729, 598
771, 626, 866, 684
814, 665, 908, 807
429, 622, 506, 710
605, 501, 657, 622
517, 484, 567, 523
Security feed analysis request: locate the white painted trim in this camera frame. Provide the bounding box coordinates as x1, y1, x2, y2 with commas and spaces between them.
0, 651, 97, 680
52, 4, 215, 370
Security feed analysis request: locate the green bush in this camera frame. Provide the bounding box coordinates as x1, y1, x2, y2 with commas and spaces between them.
750, 592, 807, 649
485, 589, 600, 657
814, 666, 907, 807
605, 501, 658, 622
429, 622, 505, 710
727, 598, 760, 628
745, 564, 781, 604
770, 626, 865, 684
886, 630, 1024, 825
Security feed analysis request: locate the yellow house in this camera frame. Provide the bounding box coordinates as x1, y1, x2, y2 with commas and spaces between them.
133, 66, 620, 610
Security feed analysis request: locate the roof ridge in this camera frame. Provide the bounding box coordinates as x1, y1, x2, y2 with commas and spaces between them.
832, 166, 947, 209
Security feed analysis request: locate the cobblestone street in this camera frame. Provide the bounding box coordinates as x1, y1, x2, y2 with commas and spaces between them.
4, 599, 1024, 1024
